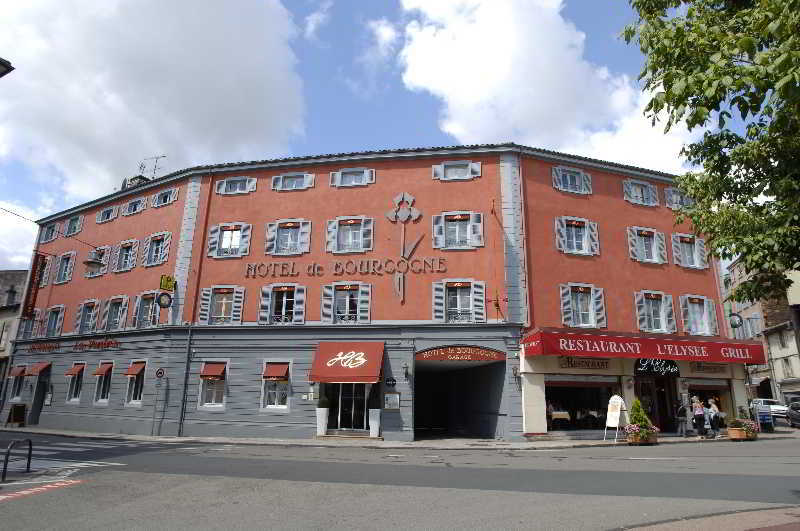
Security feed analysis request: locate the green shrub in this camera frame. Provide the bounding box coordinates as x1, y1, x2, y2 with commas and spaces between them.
629, 399, 653, 428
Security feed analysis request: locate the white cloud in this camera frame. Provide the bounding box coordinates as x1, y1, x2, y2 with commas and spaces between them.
346, 18, 399, 97
0, 201, 48, 269
366, 19, 400, 62
304, 0, 333, 40
0, 0, 304, 205
398, 0, 699, 174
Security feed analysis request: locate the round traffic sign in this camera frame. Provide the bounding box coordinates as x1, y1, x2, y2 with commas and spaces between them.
155, 368, 166, 379
156, 292, 173, 309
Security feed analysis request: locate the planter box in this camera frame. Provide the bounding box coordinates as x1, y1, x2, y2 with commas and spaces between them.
627, 433, 658, 445
728, 427, 757, 441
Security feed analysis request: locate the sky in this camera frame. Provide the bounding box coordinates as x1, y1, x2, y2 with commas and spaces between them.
0, 0, 703, 270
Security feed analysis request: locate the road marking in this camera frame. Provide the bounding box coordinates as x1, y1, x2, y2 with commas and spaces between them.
0, 480, 84, 502
625, 457, 682, 461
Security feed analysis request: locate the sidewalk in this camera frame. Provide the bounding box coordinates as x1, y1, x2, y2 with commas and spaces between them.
2, 426, 797, 450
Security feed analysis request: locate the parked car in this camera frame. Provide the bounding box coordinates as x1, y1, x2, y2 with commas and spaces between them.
751, 398, 789, 419
788, 402, 800, 428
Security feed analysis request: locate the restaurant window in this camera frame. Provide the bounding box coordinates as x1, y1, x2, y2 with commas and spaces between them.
672, 233, 708, 269
560, 283, 606, 328
93, 361, 114, 403
432, 160, 481, 181
271, 173, 314, 191
555, 217, 599, 256
326, 217, 374, 254
199, 361, 227, 407
208, 223, 252, 258
66, 363, 86, 402
330, 168, 375, 188
198, 286, 245, 325
9, 366, 25, 400
432, 279, 486, 323
635, 291, 676, 333
261, 362, 290, 409
623, 179, 658, 206
546, 377, 621, 431
680, 295, 718, 336
125, 361, 146, 405
628, 227, 667, 263
552, 166, 591, 194
266, 220, 312, 256
432, 212, 484, 250
216, 176, 256, 195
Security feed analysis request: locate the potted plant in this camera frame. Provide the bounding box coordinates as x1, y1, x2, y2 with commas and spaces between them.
727, 418, 758, 441
316, 392, 330, 437
624, 399, 660, 445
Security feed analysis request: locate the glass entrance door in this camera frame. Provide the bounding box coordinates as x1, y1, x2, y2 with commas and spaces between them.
634, 376, 677, 431
327, 383, 370, 431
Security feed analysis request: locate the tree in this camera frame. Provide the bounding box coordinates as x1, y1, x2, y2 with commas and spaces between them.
623, 0, 800, 303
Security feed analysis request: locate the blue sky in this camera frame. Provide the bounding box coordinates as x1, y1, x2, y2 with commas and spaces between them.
0, 1, 701, 268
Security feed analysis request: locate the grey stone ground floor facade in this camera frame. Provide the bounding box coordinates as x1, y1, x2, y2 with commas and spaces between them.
1, 324, 522, 441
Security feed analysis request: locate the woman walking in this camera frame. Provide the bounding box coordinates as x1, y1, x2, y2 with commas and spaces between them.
692, 396, 706, 439
708, 398, 721, 438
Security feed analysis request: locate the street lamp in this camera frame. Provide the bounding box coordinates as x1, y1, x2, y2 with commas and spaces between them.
729, 312, 743, 329
0, 57, 14, 80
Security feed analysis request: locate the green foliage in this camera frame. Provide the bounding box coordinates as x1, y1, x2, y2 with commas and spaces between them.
629, 398, 653, 427
624, 0, 800, 302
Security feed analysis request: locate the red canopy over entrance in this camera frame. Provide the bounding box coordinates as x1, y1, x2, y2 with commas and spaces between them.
521, 328, 765, 364
309, 342, 384, 383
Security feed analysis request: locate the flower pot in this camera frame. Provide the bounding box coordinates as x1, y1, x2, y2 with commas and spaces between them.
368, 408, 381, 438
728, 427, 757, 441
627, 433, 658, 445
316, 407, 329, 436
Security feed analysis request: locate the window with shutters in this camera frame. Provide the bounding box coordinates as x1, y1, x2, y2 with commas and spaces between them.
266, 219, 311, 256
78, 303, 95, 334
680, 294, 717, 336
555, 217, 598, 256
277, 224, 300, 254
259, 284, 306, 326
634, 291, 676, 333
261, 361, 290, 410
560, 283, 606, 329
216, 176, 256, 195
9, 367, 25, 400
20, 316, 35, 339
432, 160, 482, 181
446, 282, 473, 323
623, 179, 659, 206
571, 287, 592, 326
672, 233, 708, 269
119, 245, 133, 270
432, 279, 486, 323
66, 363, 85, 402
98, 206, 116, 223
124, 197, 146, 216
627, 227, 667, 264
445, 215, 469, 247
143, 232, 171, 266
334, 285, 359, 323
552, 166, 592, 194
106, 299, 124, 331
137, 294, 158, 328
220, 227, 241, 256
41, 223, 58, 243
272, 172, 314, 191
272, 287, 295, 323
37, 258, 51, 286
565, 219, 586, 253
93, 361, 113, 403
199, 361, 227, 407
65, 215, 82, 236
125, 360, 146, 405
330, 167, 375, 188
336, 218, 365, 252
665, 187, 694, 210
433, 211, 484, 250
54, 253, 73, 283
152, 188, 177, 207
211, 289, 234, 324
45, 306, 63, 337
85, 246, 110, 278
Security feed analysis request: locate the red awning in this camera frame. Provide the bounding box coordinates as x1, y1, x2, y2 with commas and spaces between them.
92, 363, 113, 376
24, 362, 51, 376
123, 361, 146, 377
9, 366, 25, 377
263, 362, 289, 381
309, 342, 385, 383
65, 364, 85, 376
200, 362, 227, 380
521, 328, 765, 364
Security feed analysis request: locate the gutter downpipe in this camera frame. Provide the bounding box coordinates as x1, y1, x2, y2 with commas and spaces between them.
177, 172, 215, 437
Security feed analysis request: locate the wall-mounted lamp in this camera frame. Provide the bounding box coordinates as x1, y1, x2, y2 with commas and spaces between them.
729, 312, 743, 329
402, 362, 409, 380
511, 366, 519, 378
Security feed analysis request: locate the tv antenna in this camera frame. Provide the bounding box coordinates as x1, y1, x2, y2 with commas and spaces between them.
139, 155, 167, 179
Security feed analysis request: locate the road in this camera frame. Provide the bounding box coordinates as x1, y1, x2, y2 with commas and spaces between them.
1, 432, 799, 530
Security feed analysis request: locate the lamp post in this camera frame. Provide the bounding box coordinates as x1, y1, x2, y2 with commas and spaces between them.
0, 57, 14, 80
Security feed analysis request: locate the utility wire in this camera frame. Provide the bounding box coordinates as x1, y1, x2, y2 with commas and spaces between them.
0, 205, 103, 257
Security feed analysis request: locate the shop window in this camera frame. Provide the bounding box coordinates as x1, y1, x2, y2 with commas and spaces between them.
9, 366, 25, 400
65, 363, 85, 402
54, 252, 76, 284
151, 188, 178, 208
432, 279, 486, 323
259, 285, 306, 325
65, 215, 83, 236
555, 217, 599, 256
560, 283, 606, 328
113, 240, 139, 272
265, 219, 312, 256
635, 291, 676, 333
40, 223, 59, 243
672, 233, 708, 269
142, 232, 171, 266
96, 206, 118, 224
432, 160, 481, 181
215, 176, 256, 195
665, 187, 694, 210
123, 197, 146, 216
76, 301, 97, 334
93, 361, 114, 403
45, 306, 64, 337
627, 227, 667, 263
325, 216, 373, 254
124, 361, 146, 405
330, 168, 375, 188
545, 379, 620, 430
198, 286, 245, 325
85, 246, 110, 278
199, 361, 227, 407
432, 212, 484, 250
207, 223, 252, 258
103, 297, 128, 331
261, 362, 290, 409
321, 283, 371, 324
679, 295, 718, 336
133, 293, 159, 328
271, 172, 314, 191
552, 166, 592, 194
623, 179, 659, 206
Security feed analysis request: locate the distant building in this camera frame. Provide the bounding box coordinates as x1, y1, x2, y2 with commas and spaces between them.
0, 269, 28, 401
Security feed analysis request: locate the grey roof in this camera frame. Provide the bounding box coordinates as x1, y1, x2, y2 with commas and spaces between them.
36, 142, 679, 223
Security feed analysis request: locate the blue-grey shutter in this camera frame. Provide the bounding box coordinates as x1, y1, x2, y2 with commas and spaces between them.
98, 300, 110, 331
665, 187, 677, 209
623, 180, 634, 202
265, 222, 278, 254
555, 218, 567, 252
74, 303, 85, 333
664, 295, 676, 333
468, 213, 484, 247
246, 178, 257, 192
150, 191, 159, 207
321, 284, 334, 323
470, 162, 481, 178
65, 252, 76, 281
258, 286, 272, 325
581, 172, 592, 194
647, 184, 659, 206
326, 220, 338, 253
39, 257, 51, 286
87, 302, 98, 331
119, 297, 129, 328
198, 288, 212, 324
303, 173, 315, 189
76, 215, 84, 233
551, 167, 563, 191
634, 292, 647, 331
592, 287, 607, 328
232, 287, 245, 324
239, 224, 252, 256
299, 221, 312, 253
471, 281, 486, 323
207, 225, 219, 257
706, 299, 718, 335
271, 175, 282, 190
293, 285, 306, 324
150, 297, 160, 326
432, 215, 445, 249
131, 295, 142, 328
588, 222, 599, 255
110, 244, 121, 272
111, 205, 119, 219
432, 164, 444, 180
560, 284, 573, 326
170, 188, 179, 203
366, 169, 376, 184
679, 295, 690, 332
55, 307, 64, 336
357, 283, 371, 323
329, 172, 341, 187
100, 246, 110, 274
671, 234, 683, 266
361, 218, 374, 251
129, 240, 139, 270
656, 232, 667, 263
432, 281, 445, 322
696, 238, 708, 268
141, 236, 152, 266
32, 309, 42, 338
96, 211, 103, 223
215, 180, 226, 194
160, 233, 171, 264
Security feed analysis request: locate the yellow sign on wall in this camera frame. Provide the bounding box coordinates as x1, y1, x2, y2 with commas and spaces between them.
160, 275, 176, 292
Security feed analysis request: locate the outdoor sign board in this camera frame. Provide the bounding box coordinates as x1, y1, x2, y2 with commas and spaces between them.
604, 395, 626, 442
22, 253, 45, 319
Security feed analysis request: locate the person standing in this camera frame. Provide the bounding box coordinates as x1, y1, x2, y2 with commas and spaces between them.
675, 400, 689, 437
692, 396, 706, 439
708, 398, 721, 438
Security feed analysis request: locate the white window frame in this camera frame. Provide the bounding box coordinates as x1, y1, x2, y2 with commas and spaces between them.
54, 252, 73, 284
8, 366, 26, 401
66, 362, 86, 403
434, 211, 484, 251
93, 360, 114, 405
330, 216, 373, 254
276, 225, 301, 255
152, 187, 178, 208
681, 294, 716, 336
97, 206, 117, 224
64, 215, 82, 236
552, 166, 592, 194
432, 160, 482, 181
672, 232, 708, 269
216, 176, 256, 195
115, 240, 138, 272
330, 167, 375, 188
333, 285, 360, 324
563, 217, 589, 255
45, 306, 63, 337
623, 178, 659, 206
271, 172, 314, 191
40, 223, 58, 243
210, 288, 235, 325
272, 286, 295, 324
636, 290, 674, 333
570, 284, 595, 328
260, 359, 292, 412
78, 301, 96, 334
122, 197, 146, 216
142, 231, 171, 267
445, 282, 473, 323
135, 292, 159, 329
629, 226, 666, 264
198, 359, 229, 410
124, 359, 147, 407
210, 222, 253, 259
105, 297, 126, 331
